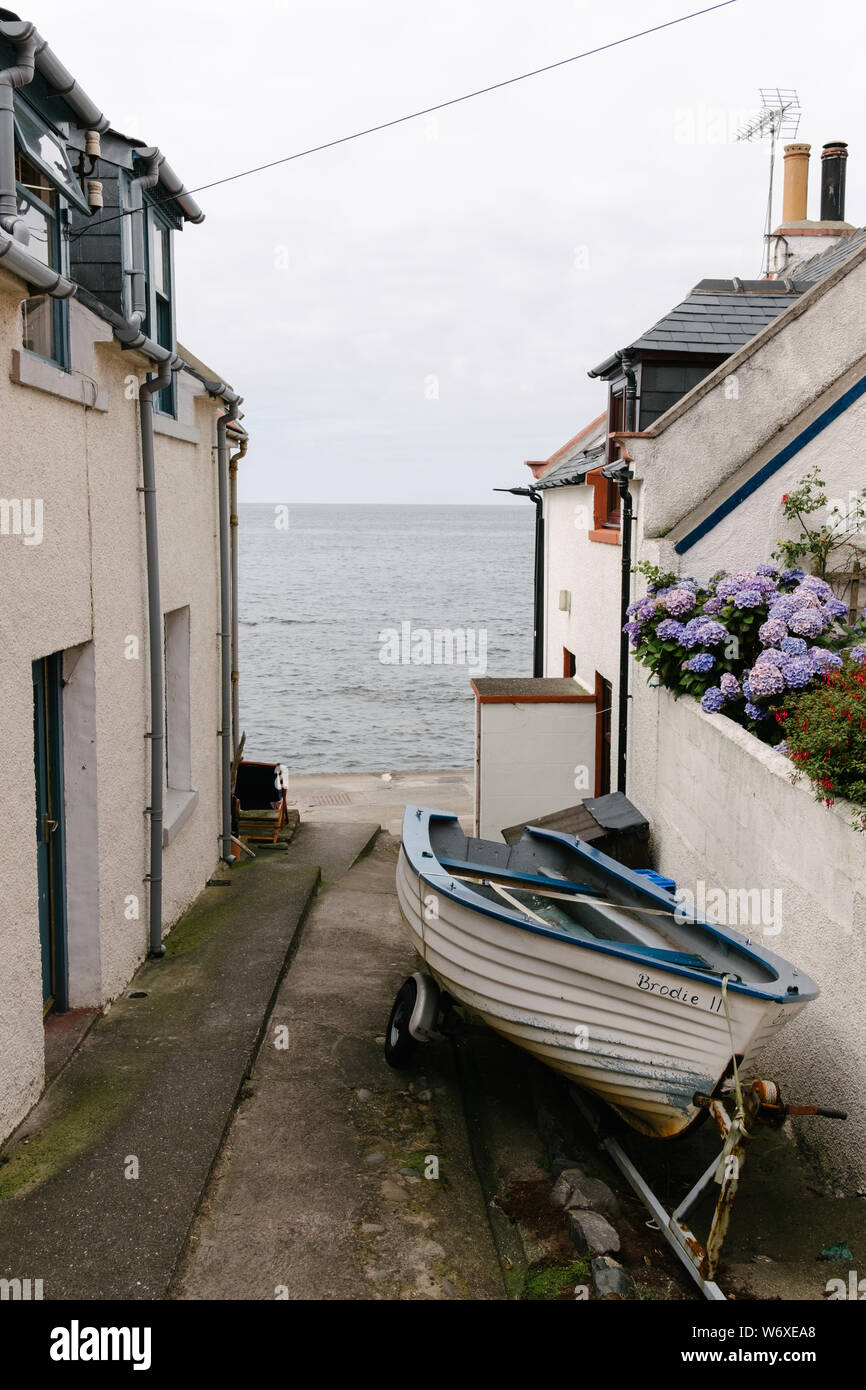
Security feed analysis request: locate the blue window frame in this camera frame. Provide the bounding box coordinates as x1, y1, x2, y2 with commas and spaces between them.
143, 201, 176, 417
14, 100, 90, 214
119, 171, 179, 415
15, 146, 69, 368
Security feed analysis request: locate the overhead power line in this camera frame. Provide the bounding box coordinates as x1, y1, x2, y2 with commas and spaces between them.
72, 1, 740, 239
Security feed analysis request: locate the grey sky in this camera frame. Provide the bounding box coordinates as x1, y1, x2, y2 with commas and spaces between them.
33, 0, 866, 502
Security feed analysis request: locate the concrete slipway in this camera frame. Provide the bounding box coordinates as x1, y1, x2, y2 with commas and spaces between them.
0, 770, 864, 1301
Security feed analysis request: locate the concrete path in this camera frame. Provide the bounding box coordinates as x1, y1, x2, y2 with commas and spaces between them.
282, 767, 474, 836
0, 855, 319, 1300
173, 832, 505, 1301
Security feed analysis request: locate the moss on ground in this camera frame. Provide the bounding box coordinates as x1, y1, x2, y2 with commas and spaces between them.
0, 1066, 143, 1200
523, 1258, 592, 1301
163, 864, 254, 959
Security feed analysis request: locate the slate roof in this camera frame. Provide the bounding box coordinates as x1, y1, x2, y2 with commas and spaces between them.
590, 228, 866, 377
525, 412, 605, 477
533, 443, 606, 490
517, 226, 866, 494
631, 283, 799, 354
590, 281, 799, 375
789, 226, 866, 287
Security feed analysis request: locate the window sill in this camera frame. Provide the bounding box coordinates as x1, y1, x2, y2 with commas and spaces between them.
163, 787, 199, 846
11, 348, 109, 410
154, 413, 200, 445
589, 528, 621, 545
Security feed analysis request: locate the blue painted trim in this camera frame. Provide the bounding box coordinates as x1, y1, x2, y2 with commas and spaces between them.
674, 372, 866, 554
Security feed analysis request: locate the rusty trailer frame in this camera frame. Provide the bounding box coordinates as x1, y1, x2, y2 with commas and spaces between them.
570, 1079, 846, 1302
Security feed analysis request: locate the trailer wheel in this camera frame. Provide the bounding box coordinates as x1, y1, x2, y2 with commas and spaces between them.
385, 977, 418, 1069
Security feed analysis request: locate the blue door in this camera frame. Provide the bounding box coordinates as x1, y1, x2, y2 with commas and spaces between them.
33, 654, 68, 1014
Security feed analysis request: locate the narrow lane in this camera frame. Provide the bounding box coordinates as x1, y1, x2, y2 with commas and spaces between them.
173, 832, 505, 1300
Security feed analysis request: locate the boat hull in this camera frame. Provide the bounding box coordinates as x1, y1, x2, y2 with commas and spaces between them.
396, 848, 805, 1138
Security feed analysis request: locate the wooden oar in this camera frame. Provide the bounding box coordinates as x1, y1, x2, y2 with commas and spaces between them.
454, 871, 681, 918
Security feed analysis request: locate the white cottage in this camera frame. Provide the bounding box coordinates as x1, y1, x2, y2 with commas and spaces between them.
0, 17, 246, 1145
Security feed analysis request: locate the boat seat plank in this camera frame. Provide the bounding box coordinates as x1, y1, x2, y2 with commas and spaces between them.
438, 856, 603, 899
474, 880, 713, 970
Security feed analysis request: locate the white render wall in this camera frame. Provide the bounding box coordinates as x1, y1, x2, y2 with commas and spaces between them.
0, 265, 226, 1144
543, 481, 626, 774
643, 379, 866, 584
476, 698, 597, 839
633, 246, 866, 544
630, 688, 866, 1192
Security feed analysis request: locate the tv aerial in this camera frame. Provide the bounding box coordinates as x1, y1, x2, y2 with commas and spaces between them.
737, 88, 802, 276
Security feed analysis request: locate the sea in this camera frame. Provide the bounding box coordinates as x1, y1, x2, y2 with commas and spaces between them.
237, 504, 535, 773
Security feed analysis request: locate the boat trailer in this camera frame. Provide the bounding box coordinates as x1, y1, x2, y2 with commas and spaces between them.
570, 1079, 847, 1301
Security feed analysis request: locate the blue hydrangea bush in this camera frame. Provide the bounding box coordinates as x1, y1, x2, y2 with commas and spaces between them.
625, 564, 866, 743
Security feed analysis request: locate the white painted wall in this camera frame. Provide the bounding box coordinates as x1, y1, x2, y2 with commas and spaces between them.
62, 641, 101, 1007
0, 266, 228, 1144
630, 689, 866, 1192
476, 698, 596, 839
645, 375, 866, 586
632, 247, 866, 545
543, 479, 636, 784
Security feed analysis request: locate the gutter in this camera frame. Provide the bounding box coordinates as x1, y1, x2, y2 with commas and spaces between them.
154, 155, 204, 225
0, 226, 74, 293
494, 486, 544, 677
0, 31, 75, 295
139, 354, 179, 957
127, 146, 161, 324
0, 19, 36, 242
229, 430, 249, 759
0, 17, 202, 224
216, 395, 242, 862
0, 17, 109, 131
127, 144, 205, 227
587, 350, 623, 381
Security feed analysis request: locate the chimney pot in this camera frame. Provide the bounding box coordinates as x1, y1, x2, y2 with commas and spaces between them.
820, 141, 848, 222
782, 142, 811, 223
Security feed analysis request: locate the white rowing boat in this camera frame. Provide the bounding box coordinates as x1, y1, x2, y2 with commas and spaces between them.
393, 806, 817, 1138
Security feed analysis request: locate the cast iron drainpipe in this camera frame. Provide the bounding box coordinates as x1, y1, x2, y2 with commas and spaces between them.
216, 396, 242, 862
0, 21, 36, 243
494, 486, 545, 676
140, 354, 180, 957
613, 350, 638, 794
229, 432, 248, 757
605, 437, 636, 795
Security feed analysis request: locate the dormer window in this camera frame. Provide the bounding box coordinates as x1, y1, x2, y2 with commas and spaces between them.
15, 148, 67, 365
144, 203, 175, 415
120, 177, 177, 416
14, 102, 89, 214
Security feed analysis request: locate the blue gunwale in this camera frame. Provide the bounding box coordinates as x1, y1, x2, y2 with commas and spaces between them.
402, 806, 819, 1006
